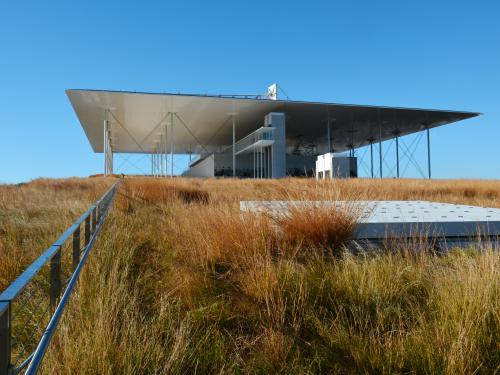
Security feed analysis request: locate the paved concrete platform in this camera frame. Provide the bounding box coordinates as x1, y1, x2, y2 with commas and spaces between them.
240, 200, 500, 241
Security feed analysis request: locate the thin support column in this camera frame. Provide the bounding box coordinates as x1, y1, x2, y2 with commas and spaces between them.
271, 145, 273, 178
260, 146, 262, 179
170, 112, 174, 177
267, 147, 270, 178
427, 128, 431, 179
253, 149, 255, 178
396, 134, 400, 178
378, 112, 383, 179
262, 148, 264, 178
160, 135, 163, 177
107, 118, 113, 176
256, 149, 258, 178
264, 147, 267, 178
164, 124, 168, 177
327, 119, 331, 153
103, 110, 108, 176
232, 116, 236, 177
109, 146, 113, 175
370, 141, 374, 178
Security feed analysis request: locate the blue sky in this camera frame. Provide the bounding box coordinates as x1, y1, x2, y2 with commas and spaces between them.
0, 1, 498, 183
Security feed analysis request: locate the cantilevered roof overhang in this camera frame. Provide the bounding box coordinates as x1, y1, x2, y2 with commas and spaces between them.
66, 89, 480, 154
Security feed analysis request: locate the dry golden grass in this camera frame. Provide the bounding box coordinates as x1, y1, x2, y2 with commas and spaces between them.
0, 177, 113, 291
1, 177, 499, 374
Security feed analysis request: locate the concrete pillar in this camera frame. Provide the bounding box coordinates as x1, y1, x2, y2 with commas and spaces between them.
265, 112, 286, 178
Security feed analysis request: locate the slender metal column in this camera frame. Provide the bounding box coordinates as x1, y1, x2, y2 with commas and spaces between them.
110, 143, 113, 175
160, 135, 164, 177
396, 134, 400, 178
378, 112, 383, 179
427, 128, 431, 179
260, 146, 264, 178
267, 147, 270, 178
255, 148, 260, 178
370, 141, 374, 178
106, 116, 113, 176
327, 119, 331, 153
164, 124, 168, 176
232, 116, 236, 177
103, 110, 108, 176
170, 112, 174, 177
262, 148, 265, 178
257, 148, 259, 179
158, 138, 161, 177
271, 145, 273, 178
266, 147, 268, 178
253, 149, 255, 178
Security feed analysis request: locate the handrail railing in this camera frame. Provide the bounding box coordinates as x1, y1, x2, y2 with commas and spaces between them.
234, 126, 274, 155
0, 180, 120, 375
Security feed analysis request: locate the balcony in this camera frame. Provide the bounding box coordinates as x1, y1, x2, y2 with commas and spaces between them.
235, 127, 275, 155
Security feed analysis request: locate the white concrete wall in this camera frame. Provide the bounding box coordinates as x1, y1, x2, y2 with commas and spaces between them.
184, 155, 215, 177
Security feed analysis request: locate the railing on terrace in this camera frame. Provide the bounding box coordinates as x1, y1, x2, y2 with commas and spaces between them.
234, 126, 274, 155
0, 181, 120, 375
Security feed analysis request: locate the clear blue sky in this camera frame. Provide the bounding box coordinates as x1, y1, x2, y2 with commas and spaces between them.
0, 1, 498, 183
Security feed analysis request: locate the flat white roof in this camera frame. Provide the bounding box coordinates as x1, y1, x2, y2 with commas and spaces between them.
240, 200, 500, 240
67, 89, 479, 154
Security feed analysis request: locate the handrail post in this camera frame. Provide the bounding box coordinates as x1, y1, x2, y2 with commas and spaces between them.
49, 249, 61, 308
84, 216, 91, 247
72, 226, 81, 271
92, 209, 97, 233
0, 303, 11, 375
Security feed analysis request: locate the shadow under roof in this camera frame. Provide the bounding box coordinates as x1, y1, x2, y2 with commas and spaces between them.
66, 89, 480, 154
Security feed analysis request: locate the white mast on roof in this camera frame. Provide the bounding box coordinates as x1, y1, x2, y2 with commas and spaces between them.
267, 83, 277, 100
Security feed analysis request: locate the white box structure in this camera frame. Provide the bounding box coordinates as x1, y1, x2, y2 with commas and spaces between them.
316, 153, 357, 179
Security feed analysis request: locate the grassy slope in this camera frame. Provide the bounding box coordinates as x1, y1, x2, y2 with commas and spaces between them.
0, 178, 111, 291
1, 178, 499, 374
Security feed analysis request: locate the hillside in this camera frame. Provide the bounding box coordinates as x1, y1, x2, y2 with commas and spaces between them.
1, 177, 499, 374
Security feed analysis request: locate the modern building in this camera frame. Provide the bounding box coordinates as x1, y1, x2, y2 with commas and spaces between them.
67, 85, 479, 178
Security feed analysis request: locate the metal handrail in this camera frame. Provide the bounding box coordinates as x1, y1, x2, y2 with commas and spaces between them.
0, 180, 120, 375
234, 126, 275, 154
